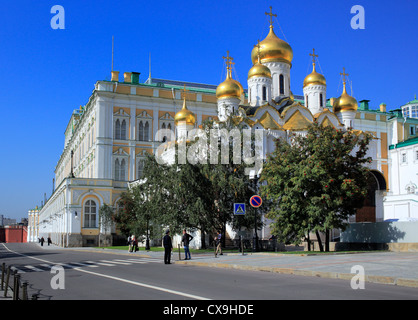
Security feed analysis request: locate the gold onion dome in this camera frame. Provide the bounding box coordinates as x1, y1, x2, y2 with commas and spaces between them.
333, 82, 358, 113
248, 61, 272, 79
175, 97, 196, 126
303, 63, 326, 88
216, 69, 243, 100
251, 26, 293, 65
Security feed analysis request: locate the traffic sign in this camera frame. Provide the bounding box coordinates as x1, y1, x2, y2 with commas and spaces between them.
250, 195, 262, 208
234, 203, 246, 215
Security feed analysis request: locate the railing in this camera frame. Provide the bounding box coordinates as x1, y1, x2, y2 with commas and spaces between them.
1, 263, 37, 300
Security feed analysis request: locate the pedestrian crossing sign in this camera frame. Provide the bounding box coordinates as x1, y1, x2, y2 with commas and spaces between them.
234, 203, 246, 215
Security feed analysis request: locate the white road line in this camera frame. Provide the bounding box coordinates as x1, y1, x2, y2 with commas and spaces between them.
86, 261, 115, 267
40, 264, 53, 269
24, 265, 44, 272
113, 259, 147, 264
75, 267, 211, 300
70, 262, 99, 268
127, 258, 161, 263
100, 260, 131, 265
10, 266, 25, 274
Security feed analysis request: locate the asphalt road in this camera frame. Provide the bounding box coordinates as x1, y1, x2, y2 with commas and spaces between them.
1, 243, 418, 301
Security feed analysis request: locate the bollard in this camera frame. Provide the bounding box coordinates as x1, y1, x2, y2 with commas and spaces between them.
1, 263, 4, 290
4, 266, 11, 298
22, 281, 28, 300
13, 272, 20, 300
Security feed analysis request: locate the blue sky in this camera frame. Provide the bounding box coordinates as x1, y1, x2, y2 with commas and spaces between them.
0, 0, 417, 221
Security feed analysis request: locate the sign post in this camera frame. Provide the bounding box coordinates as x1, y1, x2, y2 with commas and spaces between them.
250, 195, 262, 252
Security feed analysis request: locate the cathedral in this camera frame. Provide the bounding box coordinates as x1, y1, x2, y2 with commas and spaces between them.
28, 7, 418, 247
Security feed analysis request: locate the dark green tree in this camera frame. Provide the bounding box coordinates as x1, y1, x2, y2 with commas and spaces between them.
261, 123, 373, 251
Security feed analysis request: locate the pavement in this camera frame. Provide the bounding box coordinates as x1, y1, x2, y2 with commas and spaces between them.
2, 244, 418, 300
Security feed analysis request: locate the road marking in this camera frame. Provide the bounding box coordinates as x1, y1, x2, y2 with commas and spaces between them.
10, 266, 25, 274
24, 265, 44, 272
86, 260, 115, 267
1, 243, 211, 300
100, 260, 131, 265
70, 262, 99, 268
114, 259, 147, 264
127, 258, 161, 263
74, 267, 211, 300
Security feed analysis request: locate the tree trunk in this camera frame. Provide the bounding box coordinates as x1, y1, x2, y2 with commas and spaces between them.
307, 232, 311, 251
315, 230, 324, 252
325, 229, 330, 252
200, 229, 206, 249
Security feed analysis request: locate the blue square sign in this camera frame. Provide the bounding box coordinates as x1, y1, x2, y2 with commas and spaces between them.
234, 203, 246, 215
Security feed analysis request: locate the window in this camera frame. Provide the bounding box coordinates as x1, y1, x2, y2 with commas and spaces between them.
262, 86, 267, 101
84, 200, 97, 228
137, 159, 145, 179
305, 95, 309, 108
114, 119, 127, 140
416, 150, 418, 161
115, 158, 126, 181
411, 125, 416, 136
139, 120, 150, 141
279, 74, 284, 95
401, 152, 407, 164
412, 105, 418, 118
320, 93, 323, 107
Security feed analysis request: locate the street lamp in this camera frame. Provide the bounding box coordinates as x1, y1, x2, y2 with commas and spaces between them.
250, 171, 260, 252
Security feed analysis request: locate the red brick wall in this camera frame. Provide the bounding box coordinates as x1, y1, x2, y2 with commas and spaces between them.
4, 226, 27, 243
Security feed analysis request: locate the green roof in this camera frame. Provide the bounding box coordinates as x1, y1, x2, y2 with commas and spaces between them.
389, 136, 418, 150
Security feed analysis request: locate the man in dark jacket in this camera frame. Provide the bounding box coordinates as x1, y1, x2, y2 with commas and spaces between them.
181, 229, 194, 260
163, 230, 173, 264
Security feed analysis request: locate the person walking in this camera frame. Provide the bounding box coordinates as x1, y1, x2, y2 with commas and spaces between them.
163, 230, 173, 264
127, 235, 132, 253
181, 229, 193, 260
215, 231, 222, 257
47, 237, 52, 246
40, 237, 44, 246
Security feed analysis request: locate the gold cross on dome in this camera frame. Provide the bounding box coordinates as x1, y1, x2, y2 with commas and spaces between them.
340, 67, 349, 85
309, 48, 318, 66
181, 84, 189, 100
254, 40, 262, 63
222, 51, 235, 77
265, 6, 277, 27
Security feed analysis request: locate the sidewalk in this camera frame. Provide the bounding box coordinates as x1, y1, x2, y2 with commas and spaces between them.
41, 245, 418, 289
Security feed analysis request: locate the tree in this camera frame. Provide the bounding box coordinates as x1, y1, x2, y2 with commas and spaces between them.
261, 123, 373, 251
98, 203, 114, 247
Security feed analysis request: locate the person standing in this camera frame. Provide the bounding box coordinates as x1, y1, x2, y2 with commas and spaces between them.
163, 230, 173, 264
181, 229, 193, 260
215, 231, 222, 257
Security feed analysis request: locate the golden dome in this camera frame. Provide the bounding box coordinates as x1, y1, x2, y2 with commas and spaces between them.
251, 26, 293, 65
303, 64, 326, 88
333, 82, 358, 113
175, 98, 196, 126
248, 61, 272, 79
216, 70, 243, 100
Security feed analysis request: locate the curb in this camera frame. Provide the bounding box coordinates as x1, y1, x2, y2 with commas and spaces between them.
176, 260, 418, 288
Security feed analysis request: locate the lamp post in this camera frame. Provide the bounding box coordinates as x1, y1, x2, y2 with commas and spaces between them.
251, 173, 260, 253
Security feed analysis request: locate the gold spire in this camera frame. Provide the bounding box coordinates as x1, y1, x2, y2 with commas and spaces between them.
251, 7, 293, 65
174, 84, 196, 126
216, 51, 243, 99
265, 6, 277, 28
333, 68, 358, 113
303, 48, 326, 87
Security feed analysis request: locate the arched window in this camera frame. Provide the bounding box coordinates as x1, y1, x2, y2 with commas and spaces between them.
138, 121, 144, 141
121, 120, 127, 140
306, 95, 309, 108
279, 74, 284, 95
137, 159, 145, 179
84, 200, 97, 228
115, 119, 121, 139
115, 158, 126, 181
262, 86, 267, 101
320, 93, 323, 107
144, 121, 150, 141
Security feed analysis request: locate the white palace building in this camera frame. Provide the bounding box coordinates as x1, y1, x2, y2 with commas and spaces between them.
28, 8, 418, 247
